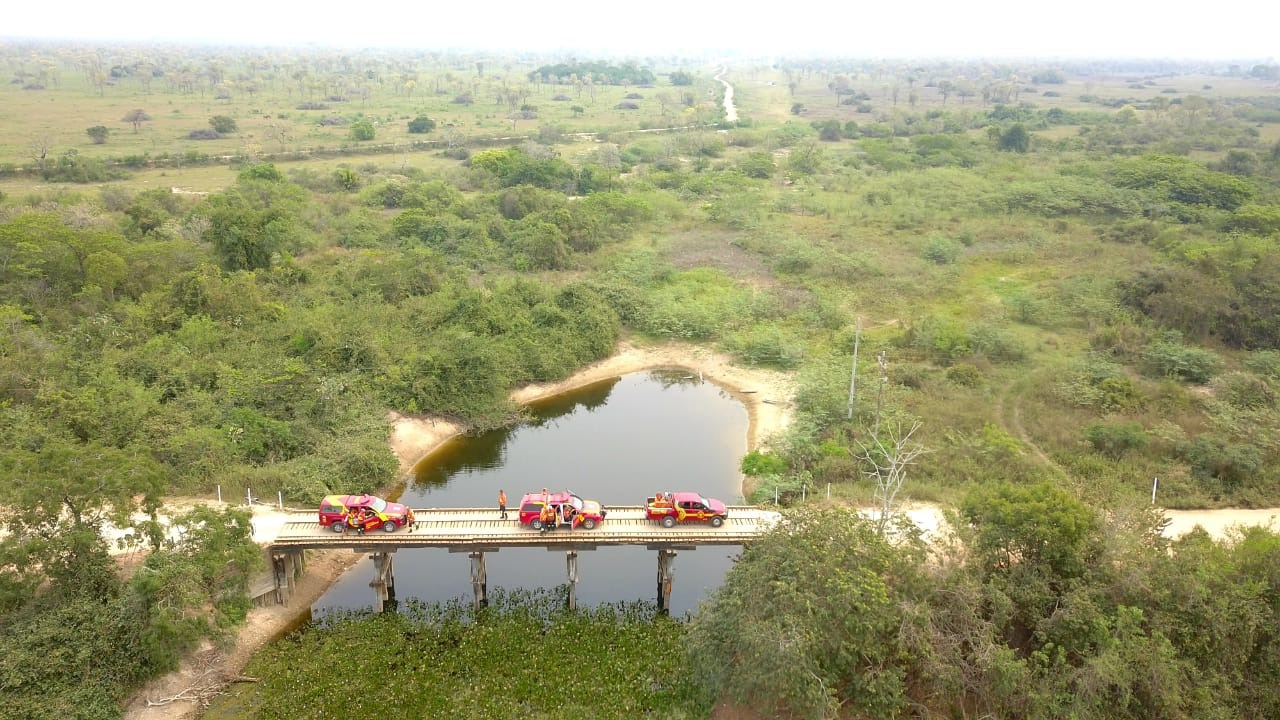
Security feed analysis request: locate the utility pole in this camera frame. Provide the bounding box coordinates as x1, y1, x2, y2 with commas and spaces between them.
873, 351, 888, 439
846, 316, 861, 420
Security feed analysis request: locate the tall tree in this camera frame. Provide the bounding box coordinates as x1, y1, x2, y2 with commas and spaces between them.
856, 420, 928, 532
687, 508, 925, 718
122, 108, 151, 132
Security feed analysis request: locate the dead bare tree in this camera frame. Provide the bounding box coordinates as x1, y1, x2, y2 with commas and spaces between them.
856, 420, 928, 533
28, 134, 53, 175
264, 121, 294, 152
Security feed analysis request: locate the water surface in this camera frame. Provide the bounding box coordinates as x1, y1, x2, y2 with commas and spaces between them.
313, 369, 749, 617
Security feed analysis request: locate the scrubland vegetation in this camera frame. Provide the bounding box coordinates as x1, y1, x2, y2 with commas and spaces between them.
3, 42, 1280, 718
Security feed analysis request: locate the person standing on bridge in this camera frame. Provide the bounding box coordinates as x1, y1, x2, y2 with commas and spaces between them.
498, 489, 508, 519
540, 502, 556, 534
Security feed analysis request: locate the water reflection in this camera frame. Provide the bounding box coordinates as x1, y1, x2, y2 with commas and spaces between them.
413, 378, 620, 488
313, 370, 749, 617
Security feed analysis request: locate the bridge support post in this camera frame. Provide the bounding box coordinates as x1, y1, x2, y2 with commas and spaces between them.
565, 551, 579, 611
656, 549, 677, 614
285, 551, 299, 598
270, 550, 305, 606
370, 552, 395, 613
270, 554, 286, 605
469, 551, 488, 611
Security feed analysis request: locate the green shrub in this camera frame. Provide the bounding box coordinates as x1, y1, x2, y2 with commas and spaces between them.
1180, 434, 1260, 490
739, 151, 775, 179
1086, 422, 1149, 458
1096, 375, 1145, 411
946, 363, 984, 387
1142, 337, 1220, 383
349, 119, 375, 141
741, 450, 787, 476
747, 472, 813, 505
407, 115, 436, 134
1244, 350, 1280, 380
209, 115, 238, 134
1210, 372, 1275, 409
922, 235, 962, 264
1056, 359, 1146, 411
769, 121, 817, 147
722, 327, 803, 369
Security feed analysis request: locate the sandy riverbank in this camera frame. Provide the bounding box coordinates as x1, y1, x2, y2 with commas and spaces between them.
122, 339, 794, 719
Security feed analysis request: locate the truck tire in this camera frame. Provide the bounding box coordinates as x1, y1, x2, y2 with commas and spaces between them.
710, 516, 725, 528
661, 515, 677, 528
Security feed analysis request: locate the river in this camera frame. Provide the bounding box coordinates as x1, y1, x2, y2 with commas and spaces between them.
312, 369, 750, 617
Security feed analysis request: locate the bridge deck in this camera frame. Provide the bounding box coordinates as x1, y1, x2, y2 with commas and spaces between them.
268, 506, 779, 552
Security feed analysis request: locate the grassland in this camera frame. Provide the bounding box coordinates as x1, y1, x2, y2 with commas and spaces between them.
0, 43, 722, 192
4, 43, 1280, 513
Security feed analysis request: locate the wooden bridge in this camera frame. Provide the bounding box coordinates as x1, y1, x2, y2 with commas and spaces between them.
265, 506, 780, 612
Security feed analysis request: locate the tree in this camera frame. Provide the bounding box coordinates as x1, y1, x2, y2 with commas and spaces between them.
999, 123, 1030, 152
669, 70, 694, 86
786, 141, 824, 175
201, 175, 305, 270
333, 166, 362, 191
963, 482, 1101, 580
3, 436, 166, 594
856, 420, 928, 532
687, 508, 923, 718
209, 115, 238, 134
739, 151, 775, 179
938, 80, 955, 105
815, 119, 842, 141
828, 75, 853, 106
85, 126, 109, 144
28, 134, 52, 174
510, 220, 570, 270
122, 108, 151, 133
407, 115, 436, 134
654, 91, 673, 115
349, 119, 375, 141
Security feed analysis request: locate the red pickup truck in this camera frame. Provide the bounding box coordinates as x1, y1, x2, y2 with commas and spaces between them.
518, 491, 607, 531
645, 492, 728, 528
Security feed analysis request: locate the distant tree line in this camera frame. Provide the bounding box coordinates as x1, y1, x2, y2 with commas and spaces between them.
529, 61, 655, 86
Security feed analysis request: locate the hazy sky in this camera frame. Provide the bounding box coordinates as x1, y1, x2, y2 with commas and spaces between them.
4, 0, 1276, 60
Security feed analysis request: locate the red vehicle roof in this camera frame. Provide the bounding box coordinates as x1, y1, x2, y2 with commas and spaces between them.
670, 492, 706, 504
519, 491, 578, 504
